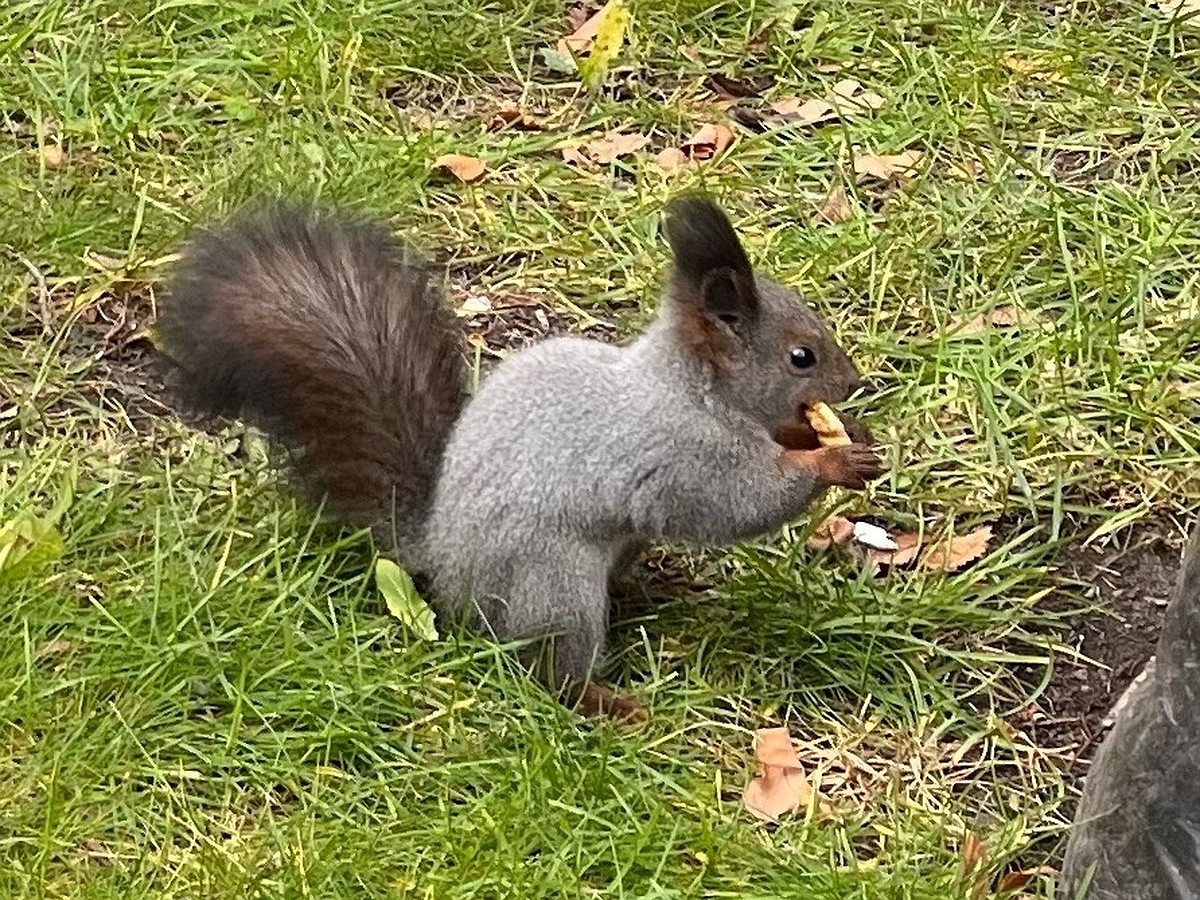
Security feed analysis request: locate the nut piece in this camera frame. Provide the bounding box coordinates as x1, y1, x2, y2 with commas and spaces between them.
805, 402, 852, 447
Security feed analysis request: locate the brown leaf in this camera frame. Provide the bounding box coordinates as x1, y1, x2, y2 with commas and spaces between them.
958, 832, 989, 900
584, 131, 649, 163
852, 149, 924, 181
487, 106, 543, 132
949, 305, 1043, 336
680, 122, 734, 160
565, 3, 597, 32
771, 96, 836, 125
807, 516, 855, 551
558, 0, 620, 54
654, 123, 735, 171
36, 637, 80, 659
818, 183, 853, 224
1001, 52, 1066, 83
920, 526, 993, 573
743, 727, 816, 821
560, 145, 593, 168
40, 144, 65, 169
868, 530, 922, 568
654, 147, 689, 170
432, 154, 486, 182
706, 72, 771, 100
998, 866, 1058, 893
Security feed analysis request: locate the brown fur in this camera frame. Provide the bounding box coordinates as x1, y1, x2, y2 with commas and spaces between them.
158, 204, 467, 543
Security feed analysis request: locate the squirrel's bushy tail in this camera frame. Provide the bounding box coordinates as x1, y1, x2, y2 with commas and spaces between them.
158, 204, 467, 549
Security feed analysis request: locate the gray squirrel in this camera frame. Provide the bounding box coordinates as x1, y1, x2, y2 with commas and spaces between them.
157, 195, 883, 720
1059, 520, 1200, 898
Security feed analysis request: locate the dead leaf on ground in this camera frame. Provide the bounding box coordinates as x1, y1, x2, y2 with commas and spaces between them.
807, 516, 855, 551
560, 130, 649, 168
432, 154, 486, 183
948, 305, 1044, 337
997, 866, 1058, 893
771, 96, 836, 125
706, 71, 773, 100
487, 106, 543, 132
1001, 52, 1067, 83
958, 831, 989, 900
734, 80, 885, 131
655, 123, 735, 170
852, 149, 924, 181
40, 144, 65, 169
1148, 0, 1200, 17
874, 526, 992, 573
818, 183, 853, 224
868, 530, 922, 568
920, 526, 993, 572
743, 727, 821, 821
829, 78, 887, 111
584, 131, 649, 163
36, 637, 81, 659
559, 0, 608, 53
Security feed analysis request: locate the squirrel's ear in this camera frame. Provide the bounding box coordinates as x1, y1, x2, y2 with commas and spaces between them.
664, 195, 759, 333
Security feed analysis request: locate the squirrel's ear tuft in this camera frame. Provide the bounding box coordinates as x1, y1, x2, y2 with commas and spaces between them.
664, 195, 758, 329
662, 196, 753, 362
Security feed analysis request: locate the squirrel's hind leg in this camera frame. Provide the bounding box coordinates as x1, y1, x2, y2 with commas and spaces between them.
508, 549, 648, 725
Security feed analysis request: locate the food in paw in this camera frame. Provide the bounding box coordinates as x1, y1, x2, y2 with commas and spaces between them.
805, 401, 852, 448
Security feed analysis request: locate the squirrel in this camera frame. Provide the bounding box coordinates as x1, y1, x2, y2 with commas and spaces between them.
1059, 520, 1200, 899
157, 194, 884, 722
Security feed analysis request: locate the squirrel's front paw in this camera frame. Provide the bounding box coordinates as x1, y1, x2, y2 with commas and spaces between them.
825, 444, 885, 489
781, 444, 885, 489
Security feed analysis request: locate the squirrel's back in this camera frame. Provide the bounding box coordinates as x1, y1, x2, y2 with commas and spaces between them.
158, 204, 467, 550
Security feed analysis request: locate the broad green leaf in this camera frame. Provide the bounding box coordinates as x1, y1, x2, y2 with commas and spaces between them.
376, 558, 439, 641
539, 47, 577, 75
0, 468, 74, 581
577, 0, 630, 90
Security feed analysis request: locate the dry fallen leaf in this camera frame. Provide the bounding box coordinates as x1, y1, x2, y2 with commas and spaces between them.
818, 183, 853, 224
958, 831, 989, 900
852, 149, 924, 181
40, 144, 65, 169
432, 154, 486, 182
920, 526, 993, 573
1148, 0, 1200, 17
583, 131, 649, 163
869, 530, 923, 568
949, 305, 1044, 336
560, 131, 649, 168
706, 72, 771, 100
487, 106, 543, 132
559, 1, 607, 53
743, 727, 816, 821
997, 866, 1058, 893
807, 516, 855, 551
655, 123, 735, 170
829, 78, 887, 111
1001, 52, 1066, 83
770, 96, 836, 125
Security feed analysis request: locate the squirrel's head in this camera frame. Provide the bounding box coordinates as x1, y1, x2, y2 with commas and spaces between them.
662, 194, 865, 439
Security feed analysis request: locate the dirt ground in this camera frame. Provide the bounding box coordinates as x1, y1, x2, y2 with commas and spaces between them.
1029, 522, 1182, 778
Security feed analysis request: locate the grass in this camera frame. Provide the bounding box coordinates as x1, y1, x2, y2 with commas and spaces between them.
2, 0, 1198, 896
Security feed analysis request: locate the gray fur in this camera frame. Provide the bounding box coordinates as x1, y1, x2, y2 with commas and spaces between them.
422, 271, 864, 690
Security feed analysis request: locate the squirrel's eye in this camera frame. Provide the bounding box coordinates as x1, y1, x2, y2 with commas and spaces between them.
789, 346, 817, 370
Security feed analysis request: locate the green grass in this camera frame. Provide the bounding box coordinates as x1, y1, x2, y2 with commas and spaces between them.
2, 0, 1198, 896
